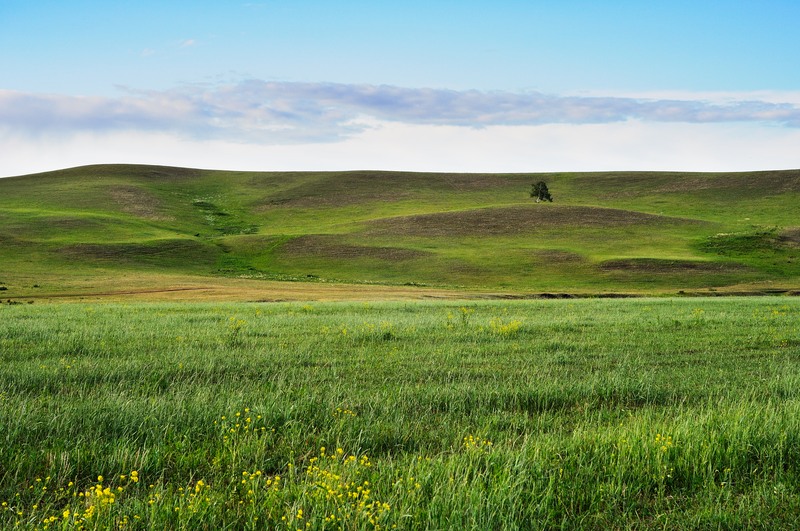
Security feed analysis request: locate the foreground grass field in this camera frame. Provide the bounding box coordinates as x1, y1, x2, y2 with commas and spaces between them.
2, 298, 799, 529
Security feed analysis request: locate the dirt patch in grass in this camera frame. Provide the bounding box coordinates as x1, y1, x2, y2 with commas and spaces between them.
530, 250, 586, 264
107, 185, 174, 221
598, 258, 750, 274
365, 205, 700, 237
47, 218, 100, 230
280, 235, 432, 261
59, 239, 215, 267
0, 233, 23, 245
779, 227, 800, 247
1, 217, 101, 238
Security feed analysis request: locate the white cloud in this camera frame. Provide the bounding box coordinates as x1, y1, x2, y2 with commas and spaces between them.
3, 82, 800, 148
1, 81, 799, 177
573, 89, 800, 107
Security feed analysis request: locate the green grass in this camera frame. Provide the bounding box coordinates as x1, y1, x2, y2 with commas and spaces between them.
2, 298, 800, 529
1, 164, 798, 296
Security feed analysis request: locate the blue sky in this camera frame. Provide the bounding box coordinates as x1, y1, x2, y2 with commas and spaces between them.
1, 1, 800, 176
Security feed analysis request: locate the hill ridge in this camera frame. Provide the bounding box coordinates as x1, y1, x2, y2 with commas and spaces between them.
1, 164, 798, 298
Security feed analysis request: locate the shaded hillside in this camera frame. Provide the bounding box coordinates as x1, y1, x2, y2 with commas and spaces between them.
0, 164, 798, 296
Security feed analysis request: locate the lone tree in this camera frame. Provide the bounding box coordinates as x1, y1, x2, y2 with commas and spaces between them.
530, 181, 553, 203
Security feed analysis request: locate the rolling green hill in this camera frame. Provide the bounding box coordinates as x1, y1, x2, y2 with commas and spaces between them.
0, 164, 798, 298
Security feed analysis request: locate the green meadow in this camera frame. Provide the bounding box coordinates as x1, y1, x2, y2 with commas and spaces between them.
2, 298, 800, 529
1, 166, 799, 529
0, 164, 798, 298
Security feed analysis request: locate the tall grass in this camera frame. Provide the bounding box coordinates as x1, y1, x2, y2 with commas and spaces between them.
1, 298, 799, 529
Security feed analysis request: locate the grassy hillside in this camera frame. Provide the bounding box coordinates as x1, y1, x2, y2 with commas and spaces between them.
1, 164, 798, 298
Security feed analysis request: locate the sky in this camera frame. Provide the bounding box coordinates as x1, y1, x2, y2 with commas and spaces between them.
1, 0, 800, 177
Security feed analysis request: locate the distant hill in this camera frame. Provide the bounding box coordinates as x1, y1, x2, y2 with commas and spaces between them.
1, 164, 798, 299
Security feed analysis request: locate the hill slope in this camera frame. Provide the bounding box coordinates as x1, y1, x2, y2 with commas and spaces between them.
0, 164, 798, 298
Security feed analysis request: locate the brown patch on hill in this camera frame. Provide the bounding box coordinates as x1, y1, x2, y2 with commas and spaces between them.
365, 205, 700, 237
49, 218, 98, 229
575, 170, 800, 199
137, 166, 202, 181
280, 235, 431, 261
530, 250, 586, 264
59, 240, 211, 264
598, 258, 750, 274
107, 185, 174, 221
1, 216, 99, 236
0, 233, 22, 245
257, 171, 518, 209
779, 227, 800, 247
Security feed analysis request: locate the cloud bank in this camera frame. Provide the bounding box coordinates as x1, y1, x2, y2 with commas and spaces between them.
2, 81, 800, 144
2, 81, 800, 177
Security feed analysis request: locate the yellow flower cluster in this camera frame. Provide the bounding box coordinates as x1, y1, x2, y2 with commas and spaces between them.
333, 407, 358, 418
32, 470, 141, 529
226, 316, 247, 345
655, 433, 674, 452
445, 306, 477, 329
460, 306, 475, 324
393, 475, 422, 491
489, 317, 522, 336
237, 470, 281, 506
216, 408, 272, 441
181, 478, 213, 513
86, 481, 117, 507
298, 447, 390, 529
119, 470, 139, 483
463, 435, 494, 452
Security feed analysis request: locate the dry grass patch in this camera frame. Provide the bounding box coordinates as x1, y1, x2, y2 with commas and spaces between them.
366, 205, 700, 237
46, 217, 101, 230
779, 228, 800, 247
58, 239, 213, 265
530, 249, 586, 264
16, 274, 482, 302
107, 185, 174, 221
258, 171, 520, 208
598, 258, 751, 274
280, 235, 431, 261
577, 169, 800, 199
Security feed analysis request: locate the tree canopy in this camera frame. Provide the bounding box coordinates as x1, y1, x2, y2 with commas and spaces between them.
530, 181, 553, 202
